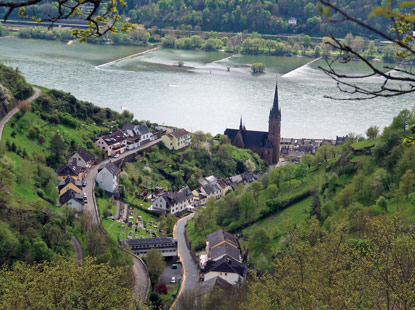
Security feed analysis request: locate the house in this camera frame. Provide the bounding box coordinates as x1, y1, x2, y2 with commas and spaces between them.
161, 128, 192, 150
95, 131, 127, 157
203, 255, 247, 285
207, 229, 240, 253
56, 163, 82, 181
124, 237, 177, 257
59, 189, 84, 212
288, 17, 297, 26
149, 187, 193, 215
58, 176, 83, 195
96, 162, 119, 193
197, 276, 232, 297
200, 183, 223, 200
122, 122, 153, 145
66, 148, 94, 170
191, 189, 208, 207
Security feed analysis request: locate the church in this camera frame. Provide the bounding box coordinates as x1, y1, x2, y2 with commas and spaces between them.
224, 82, 281, 165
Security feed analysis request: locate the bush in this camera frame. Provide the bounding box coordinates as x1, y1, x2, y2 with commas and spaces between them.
251, 63, 265, 73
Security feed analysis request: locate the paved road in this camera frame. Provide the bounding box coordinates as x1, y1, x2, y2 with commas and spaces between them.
83, 139, 160, 301
71, 236, 83, 261
0, 87, 41, 140
172, 213, 199, 309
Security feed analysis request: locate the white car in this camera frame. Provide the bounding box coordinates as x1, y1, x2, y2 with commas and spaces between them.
114, 154, 120, 158
170, 276, 176, 283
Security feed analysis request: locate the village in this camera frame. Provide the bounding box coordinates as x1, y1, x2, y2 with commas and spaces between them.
54, 115, 350, 298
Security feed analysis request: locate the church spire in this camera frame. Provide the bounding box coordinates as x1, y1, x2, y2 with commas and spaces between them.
239, 116, 243, 130
269, 81, 281, 123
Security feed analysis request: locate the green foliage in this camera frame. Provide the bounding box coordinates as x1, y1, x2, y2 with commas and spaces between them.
0, 256, 141, 310
146, 248, 165, 285
251, 63, 265, 73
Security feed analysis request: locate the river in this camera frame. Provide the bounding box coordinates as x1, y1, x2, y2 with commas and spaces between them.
0, 37, 413, 138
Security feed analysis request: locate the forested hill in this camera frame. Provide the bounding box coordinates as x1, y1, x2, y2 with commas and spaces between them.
125, 0, 388, 36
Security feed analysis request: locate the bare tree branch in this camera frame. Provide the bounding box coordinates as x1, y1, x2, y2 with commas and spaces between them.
317, 0, 415, 100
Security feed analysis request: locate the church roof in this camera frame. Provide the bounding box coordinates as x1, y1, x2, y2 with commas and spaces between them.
224, 128, 272, 149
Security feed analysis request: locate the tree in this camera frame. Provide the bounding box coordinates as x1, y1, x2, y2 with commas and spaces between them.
0, 256, 142, 309
48, 132, 66, 166
159, 214, 177, 234
399, 169, 414, 198
239, 191, 256, 220
251, 63, 265, 74
300, 153, 314, 168
366, 125, 379, 139
318, 0, 415, 99
146, 248, 165, 285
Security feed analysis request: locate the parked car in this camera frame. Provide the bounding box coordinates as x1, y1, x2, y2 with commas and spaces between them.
170, 277, 176, 283
82, 181, 87, 187
114, 154, 120, 158
172, 264, 178, 269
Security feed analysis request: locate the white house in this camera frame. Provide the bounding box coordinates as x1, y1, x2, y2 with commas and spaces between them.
203, 256, 247, 285
96, 162, 119, 193
59, 189, 84, 212
95, 131, 127, 157
149, 186, 193, 215
66, 148, 94, 170
122, 122, 153, 145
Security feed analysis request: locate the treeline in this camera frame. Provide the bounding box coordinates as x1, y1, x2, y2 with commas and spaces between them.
123, 0, 388, 37
2, 0, 390, 37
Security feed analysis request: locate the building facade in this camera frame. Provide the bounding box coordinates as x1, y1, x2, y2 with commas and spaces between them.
224, 82, 281, 165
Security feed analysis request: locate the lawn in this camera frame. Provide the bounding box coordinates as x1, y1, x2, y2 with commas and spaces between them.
242, 196, 313, 250
351, 137, 380, 151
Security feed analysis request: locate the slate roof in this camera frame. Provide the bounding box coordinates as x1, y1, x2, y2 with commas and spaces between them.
161, 191, 188, 207
59, 189, 83, 205
210, 242, 241, 262
122, 123, 135, 131
170, 128, 189, 139
103, 161, 119, 176
179, 185, 193, 200
56, 163, 81, 176
58, 176, 82, 191
224, 128, 272, 149
198, 276, 232, 296
204, 255, 247, 277
208, 229, 239, 248
126, 237, 176, 247
136, 123, 150, 135
67, 148, 94, 163
101, 131, 127, 146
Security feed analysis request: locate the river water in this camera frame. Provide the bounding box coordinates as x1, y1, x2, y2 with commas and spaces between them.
0, 37, 413, 138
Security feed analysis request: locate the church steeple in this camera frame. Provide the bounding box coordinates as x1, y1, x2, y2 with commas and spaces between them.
239, 116, 243, 130
269, 82, 281, 123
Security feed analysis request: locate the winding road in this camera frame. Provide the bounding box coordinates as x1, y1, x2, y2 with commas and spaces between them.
172, 213, 199, 309
84, 139, 161, 302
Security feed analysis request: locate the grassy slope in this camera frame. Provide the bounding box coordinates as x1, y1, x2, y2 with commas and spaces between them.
241, 196, 313, 251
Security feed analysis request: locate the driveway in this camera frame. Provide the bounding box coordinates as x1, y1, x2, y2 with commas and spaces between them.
161, 256, 183, 284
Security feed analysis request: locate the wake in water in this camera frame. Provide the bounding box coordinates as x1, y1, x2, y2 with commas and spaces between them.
281, 57, 322, 78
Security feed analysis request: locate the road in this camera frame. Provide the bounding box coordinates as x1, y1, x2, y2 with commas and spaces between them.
172, 213, 199, 309
83, 139, 160, 301
71, 236, 83, 261
0, 87, 41, 140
